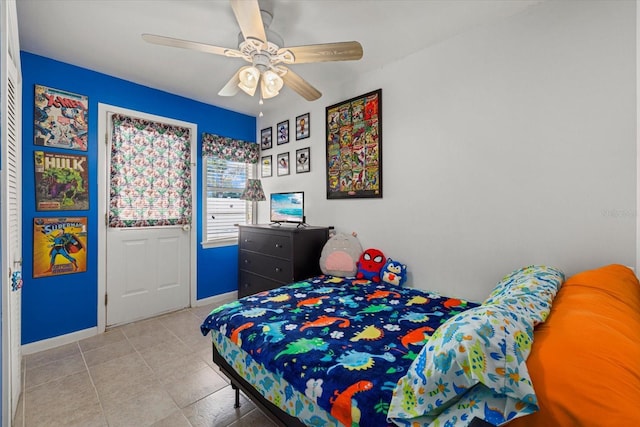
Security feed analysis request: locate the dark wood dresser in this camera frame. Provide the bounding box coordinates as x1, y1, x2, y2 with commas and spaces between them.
237, 224, 330, 298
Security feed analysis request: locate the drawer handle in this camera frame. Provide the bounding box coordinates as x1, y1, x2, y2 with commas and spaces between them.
243, 283, 249, 289
274, 243, 282, 248
274, 267, 282, 273
244, 239, 251, 243
244, 259, 250, 264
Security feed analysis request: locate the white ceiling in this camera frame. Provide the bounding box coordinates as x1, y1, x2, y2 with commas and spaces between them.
16, 0, 543, 117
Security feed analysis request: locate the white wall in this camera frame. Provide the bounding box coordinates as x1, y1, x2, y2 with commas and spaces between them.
258, 0, 636, 301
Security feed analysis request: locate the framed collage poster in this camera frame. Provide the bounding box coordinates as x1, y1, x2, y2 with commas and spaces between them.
34, 84, 89, 151
325, 89, 382, 199
33, 217, 87, 278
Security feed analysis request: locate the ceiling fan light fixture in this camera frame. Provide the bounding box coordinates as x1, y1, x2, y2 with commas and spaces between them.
260, 69, 283, 99
143, 0, 363, 103
238, 66, 260, 96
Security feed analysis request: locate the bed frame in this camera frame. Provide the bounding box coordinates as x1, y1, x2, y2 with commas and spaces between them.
212, 343, 493, 427
212, 343, 306, 427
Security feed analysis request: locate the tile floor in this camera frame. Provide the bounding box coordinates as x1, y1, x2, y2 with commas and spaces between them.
13, 303, 278, 427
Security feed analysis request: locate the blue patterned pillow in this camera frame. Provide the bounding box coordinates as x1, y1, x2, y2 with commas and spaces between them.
485, 265, 564, 300
387, 304, 538, 426
483, 265, 564, 325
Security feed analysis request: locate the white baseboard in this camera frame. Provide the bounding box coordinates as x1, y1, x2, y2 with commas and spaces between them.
194, 290, 237, 307
21, 327, 98, 355
22, 292, 236, 355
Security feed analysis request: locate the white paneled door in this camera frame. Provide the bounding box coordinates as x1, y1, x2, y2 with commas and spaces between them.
101, 106, 195, 327
1, 1, 22, 425
106, 226, 190, 326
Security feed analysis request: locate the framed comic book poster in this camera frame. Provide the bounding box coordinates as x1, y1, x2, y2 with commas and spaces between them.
33, 217, 88, 278
34, 84, 89, 151
34, 151, 89, 211
325, 89, 382, 199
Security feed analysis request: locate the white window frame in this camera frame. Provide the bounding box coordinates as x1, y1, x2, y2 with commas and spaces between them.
201, 158, 257, 248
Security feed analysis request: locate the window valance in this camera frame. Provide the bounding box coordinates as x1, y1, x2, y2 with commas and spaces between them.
202, 133, 259, 164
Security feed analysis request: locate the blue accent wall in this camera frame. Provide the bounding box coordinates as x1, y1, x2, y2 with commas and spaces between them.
197, 244, 239, 300
21, 52, 255, 344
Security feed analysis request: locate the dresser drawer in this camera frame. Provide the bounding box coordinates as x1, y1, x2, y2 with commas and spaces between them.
238, 271, 284, 298
237, 225, 329, 297
239, 230, 292, 259
239, 250, 293, 282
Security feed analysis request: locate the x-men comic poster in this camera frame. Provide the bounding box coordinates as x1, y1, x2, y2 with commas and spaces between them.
33, 217, 87, 278
34, 151, 89, 211
34, 84, 88, 151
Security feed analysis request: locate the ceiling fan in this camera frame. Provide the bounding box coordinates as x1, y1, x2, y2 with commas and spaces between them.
142, 0, 363, 102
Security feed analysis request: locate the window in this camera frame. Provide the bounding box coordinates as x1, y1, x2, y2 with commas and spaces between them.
204, 158, 255, 245
201, 132, 259, 246
110, 114, 192, 227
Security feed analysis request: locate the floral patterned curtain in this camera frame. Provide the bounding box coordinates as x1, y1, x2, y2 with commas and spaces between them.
202, 132, 259, 164
109, 114, 192, 227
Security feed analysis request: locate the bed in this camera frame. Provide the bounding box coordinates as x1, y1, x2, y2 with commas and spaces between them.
506, 264, 640, 426
200, 264, 640, 426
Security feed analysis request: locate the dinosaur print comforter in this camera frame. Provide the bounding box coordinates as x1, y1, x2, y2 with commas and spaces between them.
200, 276, 479, 427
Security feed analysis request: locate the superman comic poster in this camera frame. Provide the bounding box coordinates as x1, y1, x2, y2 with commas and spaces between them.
34, 151, 89, 211
33, 217, 87, 278
34, 84, 88, 151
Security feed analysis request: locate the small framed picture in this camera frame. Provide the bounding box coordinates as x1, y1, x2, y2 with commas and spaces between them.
296, 147, 310, 173
296, 113, 310, 140
261, 155, 272, 178
261, 127, 272, 150
277, 152, 290, 176
277, 120, 289, 145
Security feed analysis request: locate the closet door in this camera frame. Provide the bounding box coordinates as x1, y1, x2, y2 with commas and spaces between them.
1, 0, 22, 425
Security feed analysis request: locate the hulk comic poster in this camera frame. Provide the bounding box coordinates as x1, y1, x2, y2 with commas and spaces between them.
33, 217, 87, 278
34, 151, 89, 211
34, 84, 88, 151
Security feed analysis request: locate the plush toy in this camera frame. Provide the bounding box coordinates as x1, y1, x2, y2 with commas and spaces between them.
380, 258, 408, 287
356, 248, 386, 282
319, 232, 363, 277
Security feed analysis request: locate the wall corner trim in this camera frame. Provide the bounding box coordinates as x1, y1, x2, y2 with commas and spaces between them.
195, 291, 237, 308
21, 327, 97, 356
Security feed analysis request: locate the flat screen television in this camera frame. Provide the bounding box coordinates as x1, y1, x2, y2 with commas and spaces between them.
270, 191, 304, 224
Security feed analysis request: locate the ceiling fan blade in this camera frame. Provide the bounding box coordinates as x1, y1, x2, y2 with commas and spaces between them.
280, 67, 322, 101
230, 0, 267, 45
278, 41, 363, 64
218, 67, 246, 96
142, 33, 241, 57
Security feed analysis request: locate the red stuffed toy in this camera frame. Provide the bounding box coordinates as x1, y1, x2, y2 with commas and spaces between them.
356, 248, 386, 282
